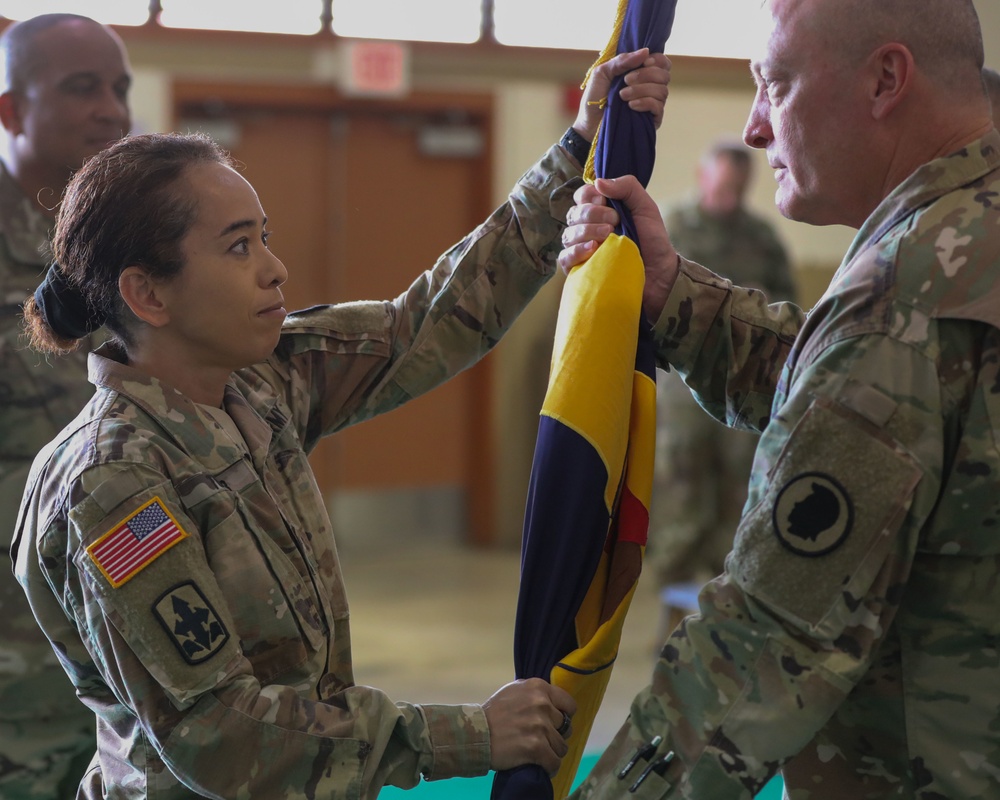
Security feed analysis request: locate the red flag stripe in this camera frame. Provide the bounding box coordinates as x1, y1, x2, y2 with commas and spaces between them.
97, 524, 179, 578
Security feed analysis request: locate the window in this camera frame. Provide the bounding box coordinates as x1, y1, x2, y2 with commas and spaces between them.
494, 0, 770, 59
0, 0, 768, 58
494, 0, 613, 51
667, 2, 770, 59
0, 1, 149, 26
332, 0, 481, 44
159, 0, 324, 35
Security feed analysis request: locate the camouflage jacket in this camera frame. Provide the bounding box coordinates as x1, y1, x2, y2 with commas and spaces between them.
662, 200, 795, 301
572, 131, 1000, 799
650, 200, 797, 584
0, 160, 93, 546
656, 200, 796, 410
0, 158, 97, 728
12, 144, 580, 799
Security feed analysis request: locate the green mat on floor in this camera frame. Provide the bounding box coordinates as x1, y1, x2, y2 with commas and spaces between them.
380, 753, 784, 798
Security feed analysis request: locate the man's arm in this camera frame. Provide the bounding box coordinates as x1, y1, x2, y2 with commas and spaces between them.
571, 329, 942, 797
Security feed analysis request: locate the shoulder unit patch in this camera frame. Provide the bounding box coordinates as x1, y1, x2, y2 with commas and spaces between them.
153, 581, 230, 665
772, 472, 854, 557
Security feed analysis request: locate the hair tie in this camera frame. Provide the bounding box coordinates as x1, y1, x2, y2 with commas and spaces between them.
33, 263, 104, 339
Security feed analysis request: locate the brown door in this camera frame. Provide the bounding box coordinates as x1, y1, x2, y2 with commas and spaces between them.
175, 85, 497, 544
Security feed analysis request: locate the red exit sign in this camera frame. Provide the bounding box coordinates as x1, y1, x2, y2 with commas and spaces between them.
343, 40, 410, 97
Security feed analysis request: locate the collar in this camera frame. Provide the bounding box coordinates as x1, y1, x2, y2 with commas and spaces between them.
843, 130, 1000, 268
841, 130, 1000, 328
88, 343, 287, 472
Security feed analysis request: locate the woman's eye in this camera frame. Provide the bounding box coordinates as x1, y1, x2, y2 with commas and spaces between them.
262, 230, 272, 249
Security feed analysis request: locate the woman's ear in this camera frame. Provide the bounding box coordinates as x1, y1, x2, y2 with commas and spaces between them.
119, 266, 170, 328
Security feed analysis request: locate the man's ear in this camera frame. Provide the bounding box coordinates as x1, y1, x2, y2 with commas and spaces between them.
0, 90, 25, 136
869, 43, 914, 121
119, 266, 170, 328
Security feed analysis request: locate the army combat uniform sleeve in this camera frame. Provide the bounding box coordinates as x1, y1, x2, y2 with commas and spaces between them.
46, 458, 495, 799
261, 142, 581, 452
571, 251, 940, 797
651, 256, 804, 434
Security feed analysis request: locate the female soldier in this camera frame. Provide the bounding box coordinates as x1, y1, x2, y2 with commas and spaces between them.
12, 45, 670, 795
12, 129, 580, 799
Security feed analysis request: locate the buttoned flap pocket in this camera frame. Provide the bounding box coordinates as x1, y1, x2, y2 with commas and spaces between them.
185, 472, 313, 685
263, 447, 349, 619
729, 396, 922, 637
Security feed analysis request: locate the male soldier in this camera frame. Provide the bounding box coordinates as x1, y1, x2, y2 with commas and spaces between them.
649, 139, 795, 632
0, 13, 131, 798
558, 0, 1000, 796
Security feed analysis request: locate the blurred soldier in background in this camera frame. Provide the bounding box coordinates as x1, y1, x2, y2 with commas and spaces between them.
649, 139, 796, 634
0, 13, 131, 798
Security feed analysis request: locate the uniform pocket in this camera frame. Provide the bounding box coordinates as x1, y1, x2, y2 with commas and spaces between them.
200, 501, 312, 684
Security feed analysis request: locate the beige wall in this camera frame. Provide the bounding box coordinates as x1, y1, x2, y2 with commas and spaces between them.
979, 0, 1000, 65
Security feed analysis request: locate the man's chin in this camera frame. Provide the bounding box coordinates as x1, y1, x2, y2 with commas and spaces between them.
775, 186, 815, 225
775, 189, 800, 222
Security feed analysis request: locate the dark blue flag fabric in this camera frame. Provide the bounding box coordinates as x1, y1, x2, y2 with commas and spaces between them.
490, 2, 678, 799
585, 0, 678, 236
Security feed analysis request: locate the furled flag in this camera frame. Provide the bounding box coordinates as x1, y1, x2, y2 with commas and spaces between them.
490, 2, 678, 799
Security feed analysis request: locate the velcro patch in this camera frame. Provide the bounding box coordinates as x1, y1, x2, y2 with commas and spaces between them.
730, 397, 921, 633
153, 581, 230, 665
87, 497, 189, 588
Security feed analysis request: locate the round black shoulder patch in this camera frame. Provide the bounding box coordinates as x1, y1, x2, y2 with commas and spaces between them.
772, 472, 854, 557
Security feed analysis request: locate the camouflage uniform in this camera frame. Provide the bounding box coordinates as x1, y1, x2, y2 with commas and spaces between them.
571, 131, 1000, 798
650, 202, 796, 587
11, 144, 579, 799
0, 161, 97, 798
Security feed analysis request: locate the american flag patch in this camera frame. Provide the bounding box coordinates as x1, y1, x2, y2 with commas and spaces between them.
87, 497, 188, 588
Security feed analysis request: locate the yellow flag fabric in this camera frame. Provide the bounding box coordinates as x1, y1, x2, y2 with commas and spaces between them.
545, 233, 655, 798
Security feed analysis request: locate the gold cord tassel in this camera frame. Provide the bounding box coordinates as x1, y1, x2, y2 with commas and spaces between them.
581, 0, 630, 183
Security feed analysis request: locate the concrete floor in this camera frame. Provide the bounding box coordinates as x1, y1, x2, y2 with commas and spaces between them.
338, 534, 666, 755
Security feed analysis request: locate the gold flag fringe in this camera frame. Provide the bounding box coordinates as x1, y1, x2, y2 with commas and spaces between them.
581, 0, 630, 183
